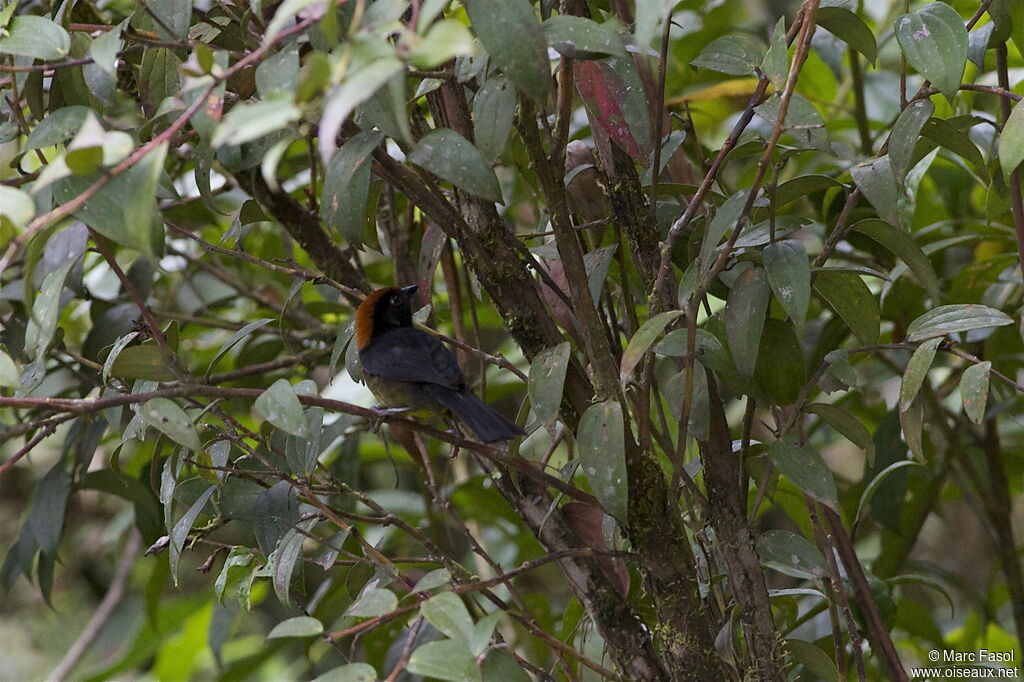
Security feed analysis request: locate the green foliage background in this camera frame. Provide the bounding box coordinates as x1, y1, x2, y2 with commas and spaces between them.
1, 0, 1024, 680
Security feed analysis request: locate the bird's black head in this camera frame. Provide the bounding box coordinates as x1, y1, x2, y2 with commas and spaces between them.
355, 285, 418, 350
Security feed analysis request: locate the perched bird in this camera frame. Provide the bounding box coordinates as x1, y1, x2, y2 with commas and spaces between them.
355, 285, 526, 443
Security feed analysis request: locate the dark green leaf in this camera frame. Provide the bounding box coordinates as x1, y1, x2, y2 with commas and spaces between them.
854, 460, 924, 530
960, 361, 991, 424
725, 267, 770, 379
756, 529, 829, 579
769, 436, 839, 509
256, 379, 311, 438
0, 16, 70, 60
169, 484, 216, 583
894, 2, 968, 101
852, 218, 940, 302
806, 403, 875, 459
578, 400, 626, 521
818, 6, 877, 63
754, 319, 805, 405
473, 77, 517, 162
408, 639, 480, 682
774, 175, 842, 207
764, 239, 811, 330
542, 15, 626, 59
109, 345, 177, 382
787, 639, 839, 682
691, 34, 765, 75
465, 0, 548, 102
27, 461, 71, 554
24, 259, 75, 362
142, 398, 201, 451
322, 131, 384, 247
205, 318, 275, 380
701, 189, 750, 270
421, 592, 474, 641
906, 304, 1013, 342
889, 99, 934, 182
850, 155, 898, 225
619, 311, 684, 387
408, 129, 503, 202
999, 99, 1024, 176
814, 270, 880, 345
899, 337, 941, 412
267, 615, 324, 639
529, 342, 571, 425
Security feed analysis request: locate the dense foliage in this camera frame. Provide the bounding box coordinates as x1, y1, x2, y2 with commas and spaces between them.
2, 0, 1024, 680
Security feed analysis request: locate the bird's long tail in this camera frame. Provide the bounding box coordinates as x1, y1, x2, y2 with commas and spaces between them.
424, 387, 525, 443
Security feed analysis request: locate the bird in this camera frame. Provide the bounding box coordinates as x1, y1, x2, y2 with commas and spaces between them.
354, 285, 526, 443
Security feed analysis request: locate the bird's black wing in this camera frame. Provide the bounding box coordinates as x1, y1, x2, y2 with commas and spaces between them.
359, 327, 465, 390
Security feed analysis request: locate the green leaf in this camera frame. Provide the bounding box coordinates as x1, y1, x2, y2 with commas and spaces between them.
920, 118, 985, 178
412, 568, 452, 593
408, 129, 503, 202
701, 189, 750, 270
267, 615, 324, 639
619, 310, 684, 387
756, 529, 829, 579
906, 304, 1013, 342
787, 639, 839, 682
529, 342, 571, 425
774, 175, 842, 207
404, 19, 474, 68
691, 34, 765, 75
850, 155, 898, 225
408, 639, 480, 682
814, 270, 880, 345
0, 15, 70, 60
24, 259, 75, 362
806, 403, 875, 460
142, 398, 201, 451
345, 586, 398, 619
889, 99, 934, 182
852, 219, 940, 302
205, 318, 275, 380
421, 592, 475, 641
212, 98, 300, 148
769, 436, 839, 509
899, 337, 941, 412
27, 460, 71, 554
0, 349, 20, 389
469, 613, 501, 657
754, 93, 828, 152
753, 319, 805, 405
761, 17, 788, 88
542, 15, 626, 59
473, 76, 517, 162
725, 267, 770, 379
854, 460, 924, 530
663, 361, 710, 441
318, 51, 402, 161
322, 131, 383, 247
894, 2, 968, 101
169, 484, 216, 583
465, 0, 549, 102
960, 361, 991, 424
999, 100, 1024, 177
109, 345, 178, 382
818, 6, 877, 64
578, 400, 627, 521
764, 239, 811, 330
255, 379, 311, 438
900, 398, 925, 460
633, 0, 674, 49
25, 106, 92, 150
312, 664, 379, 682
265, 0, 325, 42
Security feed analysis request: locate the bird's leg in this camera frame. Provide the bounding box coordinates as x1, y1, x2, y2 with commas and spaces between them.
368, 405, 414, 433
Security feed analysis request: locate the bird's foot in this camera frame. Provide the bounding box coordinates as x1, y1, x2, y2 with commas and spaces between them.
369, 406, 414, 432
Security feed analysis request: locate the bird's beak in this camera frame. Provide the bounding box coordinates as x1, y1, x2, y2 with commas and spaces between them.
400, 285, 419, 298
